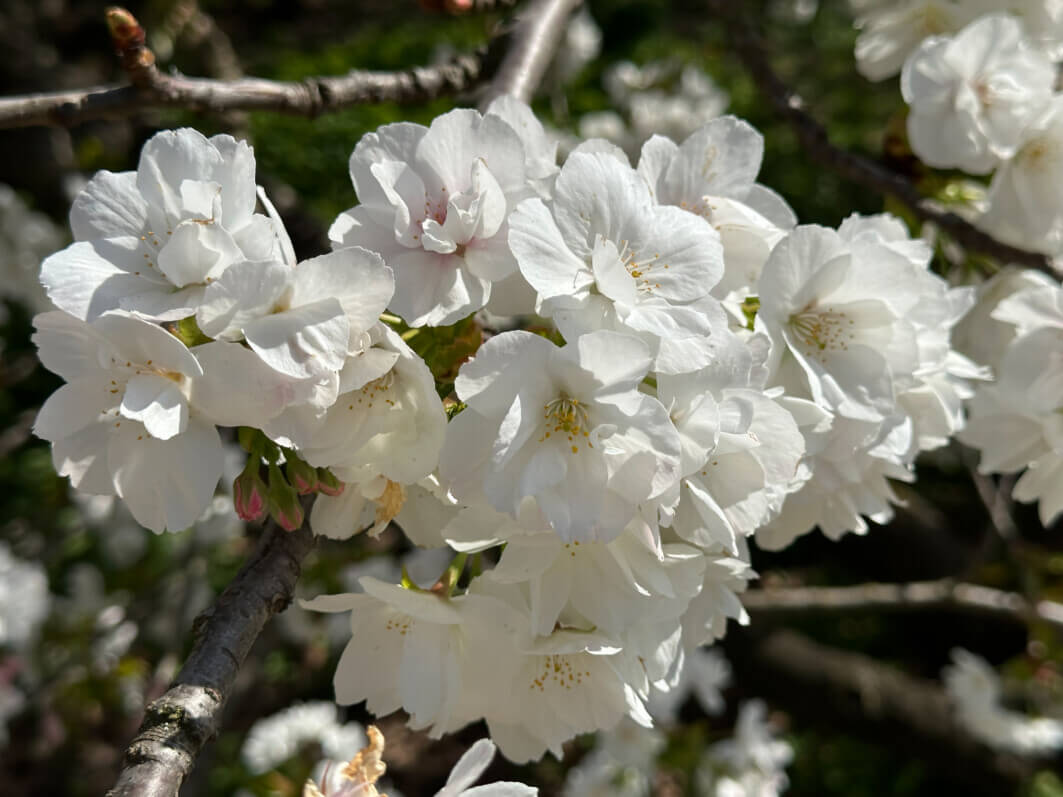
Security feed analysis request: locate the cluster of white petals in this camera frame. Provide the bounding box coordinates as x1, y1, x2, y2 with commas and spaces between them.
32, 94, 989, 767
857, 3, 1063, 265
959, 275, 1063, 524
294, 103, 982, 764
696, 700, 793, 797
330, 97, 556, 326
33, 127, 440, 534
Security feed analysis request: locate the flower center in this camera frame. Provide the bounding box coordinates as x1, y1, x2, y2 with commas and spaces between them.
615, 238, 666, 293
349, 371, 397, 411
788, 305, 854, 359
528, 653, 592, 692
540, 394, 593, 453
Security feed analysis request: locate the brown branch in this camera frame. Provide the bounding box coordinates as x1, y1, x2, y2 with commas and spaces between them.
106, 518, 317, 797
742, 579, 1063, 633
726, 630, 1042, 793
705, 0, 1056, 276
0, 8, 493, 129
479, 0, 584, 106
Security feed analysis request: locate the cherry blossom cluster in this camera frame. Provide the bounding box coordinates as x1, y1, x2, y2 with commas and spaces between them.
305, 105, 979, 760
851, 2, 1063, 525
853, 2, 1063, 260
31, 127, 441, 534
31, 96, 982, 763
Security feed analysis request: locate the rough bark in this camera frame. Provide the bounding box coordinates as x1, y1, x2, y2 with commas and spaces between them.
106, 520, 316, 797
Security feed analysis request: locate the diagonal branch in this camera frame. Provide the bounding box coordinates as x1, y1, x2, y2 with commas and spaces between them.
106, 518, 317, 797
742, 579, 1063, 633
705, 0, 1056, 276
479, 0, 584, 106
726, 629, 1042, 793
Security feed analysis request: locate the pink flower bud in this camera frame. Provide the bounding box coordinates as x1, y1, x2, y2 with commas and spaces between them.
268, 464, 304, 531
270, 496, 304, 531
233, 465, 267, 522
285, 457, 319, 495
316, 468, 345, 497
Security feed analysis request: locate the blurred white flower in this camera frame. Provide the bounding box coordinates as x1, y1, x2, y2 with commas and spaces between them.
0, 183, 64, 318
242, 701, 367, 775
944, 648, 1063, 756
696, 700, 792, 797
0, 542, 50, 651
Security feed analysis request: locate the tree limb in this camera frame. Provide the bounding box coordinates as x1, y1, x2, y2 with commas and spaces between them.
0, 57, 491, 130
742, 579, 1063, 633
0, 5, 495, 130
479, 0, 584, 106
705, 0, 1056, 276
106, 519, 317, 797
725, 629, 1042, 794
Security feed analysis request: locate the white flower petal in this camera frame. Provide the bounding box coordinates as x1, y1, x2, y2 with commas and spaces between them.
109, 416, 223, 532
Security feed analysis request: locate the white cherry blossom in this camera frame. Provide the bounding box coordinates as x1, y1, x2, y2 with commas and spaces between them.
196, 247, 394, 385
638, 116, 797, 232
679, 554, 754, 647
267, 322, 443, 478
330, 102, 552, 327
757, 413, 913, 548
31, 310, 288, 532
660, 338, 807, 555
979, 97, 1063, 257
41, 128, 281, 322
944, 648, 1063, 756
509, 150, 728, 374
960, 324, 1063, 524
302, 577, 517, 740
439, 329, 681, 542
901, 13, 1055, 174
485, 522, 704, 639
468, 578, 653, 763
758, 223, 924, 422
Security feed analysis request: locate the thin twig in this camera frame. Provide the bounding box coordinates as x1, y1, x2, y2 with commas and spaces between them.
106, 518, 317, 797
479, 0, 584, 106
705, 0, 1056, 275
742, 579, 1063, 632
0, 7, 493, 129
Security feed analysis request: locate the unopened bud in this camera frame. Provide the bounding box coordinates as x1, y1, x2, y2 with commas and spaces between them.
285, 456, 319, 495
105, 7, 144, 49
316, 468, 345, 497
233, 460, 267, 522
268, 463, 304, 531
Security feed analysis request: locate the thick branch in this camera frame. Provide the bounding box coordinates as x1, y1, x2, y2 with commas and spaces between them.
106, 519, 317, 797
705, 0, 1056, 275
479, 0, 584, 105
726, 630, 1041, 793
742, 579, 1063, 632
